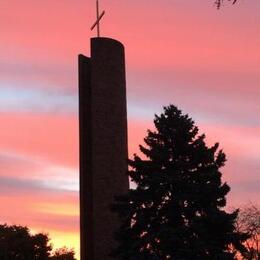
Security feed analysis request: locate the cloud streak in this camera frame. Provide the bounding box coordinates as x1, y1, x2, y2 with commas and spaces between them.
0, 86, 77, 114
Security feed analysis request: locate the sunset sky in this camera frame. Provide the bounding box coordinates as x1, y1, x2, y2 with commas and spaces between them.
0, 0, 260, 258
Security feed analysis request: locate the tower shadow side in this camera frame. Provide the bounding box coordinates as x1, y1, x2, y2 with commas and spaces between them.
79, 37, 129, 260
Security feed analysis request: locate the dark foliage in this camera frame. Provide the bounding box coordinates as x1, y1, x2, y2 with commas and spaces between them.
112, 105, 248, 260
51, 247, 76, 260
0, 224, 76, 260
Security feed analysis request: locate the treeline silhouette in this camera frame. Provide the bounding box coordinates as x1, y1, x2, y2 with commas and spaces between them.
0, 224, 76, 260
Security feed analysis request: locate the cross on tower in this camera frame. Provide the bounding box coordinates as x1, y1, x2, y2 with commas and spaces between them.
90, 0, 105, 37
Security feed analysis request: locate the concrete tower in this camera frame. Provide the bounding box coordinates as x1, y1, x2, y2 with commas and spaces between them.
78, 37, 129, 260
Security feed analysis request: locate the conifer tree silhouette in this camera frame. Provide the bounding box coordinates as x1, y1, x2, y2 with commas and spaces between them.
113, 105, 248, 260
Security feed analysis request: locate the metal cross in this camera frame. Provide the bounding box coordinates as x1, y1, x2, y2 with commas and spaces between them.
90, 0, 105, 37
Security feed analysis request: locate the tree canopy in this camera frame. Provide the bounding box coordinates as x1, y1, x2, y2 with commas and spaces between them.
113, 105, 248, 260
0, 224, 76, 260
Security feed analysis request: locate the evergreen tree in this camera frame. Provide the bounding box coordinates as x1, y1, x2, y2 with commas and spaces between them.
113, 105, 248, 260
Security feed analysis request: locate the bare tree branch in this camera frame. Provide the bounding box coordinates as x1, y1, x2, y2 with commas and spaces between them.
215, 0, 238, 8
234, 203, 260, 260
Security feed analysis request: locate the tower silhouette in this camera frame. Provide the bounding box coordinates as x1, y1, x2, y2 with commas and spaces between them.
78, 37, 129, 260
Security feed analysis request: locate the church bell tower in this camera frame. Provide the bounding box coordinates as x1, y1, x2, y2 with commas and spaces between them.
78, 3, 129, 258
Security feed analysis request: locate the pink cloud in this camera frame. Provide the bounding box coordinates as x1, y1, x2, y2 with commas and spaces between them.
0, 113, 78, 167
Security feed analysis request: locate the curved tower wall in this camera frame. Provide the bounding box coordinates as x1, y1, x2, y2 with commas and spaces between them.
79, 37, 129, 260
